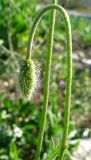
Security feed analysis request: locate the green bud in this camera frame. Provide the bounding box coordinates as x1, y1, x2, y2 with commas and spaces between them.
19, 58, 36, 98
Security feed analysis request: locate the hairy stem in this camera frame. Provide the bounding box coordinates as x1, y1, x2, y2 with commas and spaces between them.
26, 4, 71, 59
35, 0, 57, 160
58, 10, 72, 160
27, 4, 72, 160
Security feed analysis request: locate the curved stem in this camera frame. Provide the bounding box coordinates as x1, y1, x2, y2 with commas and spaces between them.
35, 1, 57, 160
27, 4, 72, 160
26, 4, 72, 59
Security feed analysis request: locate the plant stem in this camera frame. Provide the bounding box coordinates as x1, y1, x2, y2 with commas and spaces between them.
35, 0, 57, 159
26, 4, 72, 160
58, 11, 72, 160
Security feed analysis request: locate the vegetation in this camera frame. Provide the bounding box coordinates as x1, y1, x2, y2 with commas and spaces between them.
0, 0, 91, 160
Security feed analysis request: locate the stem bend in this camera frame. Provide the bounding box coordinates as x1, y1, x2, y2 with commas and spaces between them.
27, 4, 72, 160
27, 4, 72, 59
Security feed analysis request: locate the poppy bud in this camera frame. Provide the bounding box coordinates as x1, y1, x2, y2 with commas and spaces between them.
19, 59, 36, 98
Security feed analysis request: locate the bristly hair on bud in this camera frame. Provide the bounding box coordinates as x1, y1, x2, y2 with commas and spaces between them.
19, 58, 36, 99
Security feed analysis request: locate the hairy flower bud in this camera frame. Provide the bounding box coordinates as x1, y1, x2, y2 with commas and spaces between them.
19, 58, 36, 98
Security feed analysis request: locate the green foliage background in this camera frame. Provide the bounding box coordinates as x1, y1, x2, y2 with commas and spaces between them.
0, 0, 91, 159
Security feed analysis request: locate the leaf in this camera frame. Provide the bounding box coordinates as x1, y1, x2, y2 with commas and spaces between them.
43, 138, 61, 160
10, 142, 21, 160
49, 143, 61, 160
